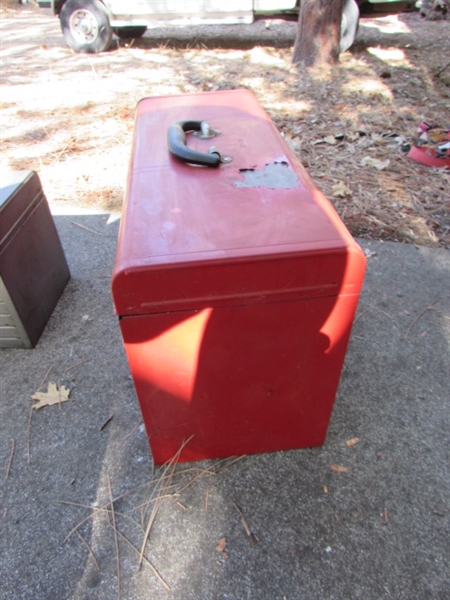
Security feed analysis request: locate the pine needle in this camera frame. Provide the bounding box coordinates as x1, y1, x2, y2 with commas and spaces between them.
116, 421, 142, 451
107, 473, 121, 600
234, 502, 258, 546
138, 436, 192, 569
28, 365, 53, 463
406, 294, 440, 336
27, 406, 33, 464
5, 438, 14, 479
75, 530, 100, 571
108, 524, 171, 591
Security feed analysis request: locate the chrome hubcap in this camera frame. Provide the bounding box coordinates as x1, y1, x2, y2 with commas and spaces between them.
70, 10, 98, 43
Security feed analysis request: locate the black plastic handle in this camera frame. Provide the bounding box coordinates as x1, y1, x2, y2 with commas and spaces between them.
167, 120, 221, 167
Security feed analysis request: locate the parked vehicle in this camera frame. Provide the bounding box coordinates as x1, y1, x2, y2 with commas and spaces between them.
37, 0, 417, 54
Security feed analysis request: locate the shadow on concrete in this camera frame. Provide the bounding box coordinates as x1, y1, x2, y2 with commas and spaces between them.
0, 203, 449, 599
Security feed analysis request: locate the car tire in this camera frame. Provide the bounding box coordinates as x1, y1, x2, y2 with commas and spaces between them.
113, 26, 147, 39
340, 0, 360, 52
60, 0, 112, 53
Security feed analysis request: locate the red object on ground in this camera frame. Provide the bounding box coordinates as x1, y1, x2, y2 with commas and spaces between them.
111, 89, 366, 464
408, 144, 450, 169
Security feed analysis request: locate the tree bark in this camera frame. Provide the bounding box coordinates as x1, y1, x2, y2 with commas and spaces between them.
292, 0, 346, 66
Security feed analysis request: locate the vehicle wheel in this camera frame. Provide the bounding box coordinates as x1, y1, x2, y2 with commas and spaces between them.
340, 0, 360, 52
60, 0, 112, 53
113, 26, 147, 39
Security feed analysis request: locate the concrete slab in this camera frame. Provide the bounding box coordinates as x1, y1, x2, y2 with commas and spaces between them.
1, 206, 449, 600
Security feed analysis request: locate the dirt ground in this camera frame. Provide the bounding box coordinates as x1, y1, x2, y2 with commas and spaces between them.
1, 1, 449, 246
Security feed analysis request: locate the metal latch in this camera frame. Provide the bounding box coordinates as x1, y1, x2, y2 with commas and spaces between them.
192, 121, 220, 140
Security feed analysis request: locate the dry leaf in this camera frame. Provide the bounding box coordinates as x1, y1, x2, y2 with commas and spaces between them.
330, 464, 349, 473
332, 181, 352, 197
216, 537, 227, 553
371, 133, 385, 145
361, 156, 390, 170
31, 382, 70, 410
346, 437, 360, 447
346, 132, 360, 142
324, 135, 338, 145
427, 130, 448, 143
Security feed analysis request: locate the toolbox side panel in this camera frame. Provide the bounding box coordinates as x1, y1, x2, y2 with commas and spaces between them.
120, 292, 361, 464
0, 185, 70, 347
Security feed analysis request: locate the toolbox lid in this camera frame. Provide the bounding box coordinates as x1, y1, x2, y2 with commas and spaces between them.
112, 90, 365, 315
0, 170, 42, 253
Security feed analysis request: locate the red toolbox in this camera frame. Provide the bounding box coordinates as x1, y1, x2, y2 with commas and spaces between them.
112, 89, 366, 464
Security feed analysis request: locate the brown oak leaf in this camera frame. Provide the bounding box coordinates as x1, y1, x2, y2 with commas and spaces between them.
31, 382, 70, 410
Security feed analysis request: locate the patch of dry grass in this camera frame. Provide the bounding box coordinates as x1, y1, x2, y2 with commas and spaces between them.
1, 5, 449, 245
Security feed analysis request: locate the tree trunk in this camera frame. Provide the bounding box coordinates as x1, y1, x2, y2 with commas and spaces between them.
292, 0, 346, 67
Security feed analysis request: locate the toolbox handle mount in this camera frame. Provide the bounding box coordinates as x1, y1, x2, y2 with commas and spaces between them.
167, 120, 232, 167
